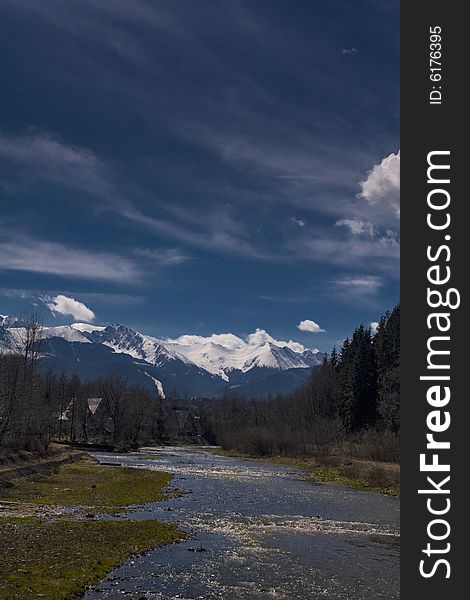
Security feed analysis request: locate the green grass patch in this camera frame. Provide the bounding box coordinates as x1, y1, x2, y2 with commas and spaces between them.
0, 518, 183, 600
0, 457, 185, 599
2, 457, 175, 510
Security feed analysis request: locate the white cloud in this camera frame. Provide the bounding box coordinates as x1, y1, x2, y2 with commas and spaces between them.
281, 340, 307, 353
342, 47, 358, 55
246, 329, 307, 352
335, 218, 375, 236
246, 329, 273, 346
45, 294, 95, 322
297, 319, 325, 333
359, 151, 400, 216
370, 321, 379, 335
290, 216, 306, 227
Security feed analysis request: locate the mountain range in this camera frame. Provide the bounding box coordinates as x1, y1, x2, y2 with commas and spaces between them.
0, 317, 324, 399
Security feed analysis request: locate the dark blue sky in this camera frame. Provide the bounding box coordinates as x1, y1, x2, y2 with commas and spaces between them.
0, 0, 399, 351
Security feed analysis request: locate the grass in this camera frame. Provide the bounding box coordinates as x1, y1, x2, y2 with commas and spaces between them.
0, 518, 182, 600
212, 448, 400, 496
267, 456, 399, 496
0, 456, 185, 599
2, 457, 175, 510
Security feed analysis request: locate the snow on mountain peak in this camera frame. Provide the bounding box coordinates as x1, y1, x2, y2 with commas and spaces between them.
43, 326, 92, 343
1, 319, 322, 382
71, 323, 106, 333
163, 328, 320, 379
5, 325, 91, 347
246, 328, 310, 354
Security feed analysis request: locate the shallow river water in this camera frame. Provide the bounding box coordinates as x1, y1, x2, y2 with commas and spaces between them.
82, 446, 399, 600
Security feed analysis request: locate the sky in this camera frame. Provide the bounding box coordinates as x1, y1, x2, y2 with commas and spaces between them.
0, 0, 399, 352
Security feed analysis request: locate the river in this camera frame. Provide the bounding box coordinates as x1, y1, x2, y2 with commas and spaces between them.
82, 446, 399, 600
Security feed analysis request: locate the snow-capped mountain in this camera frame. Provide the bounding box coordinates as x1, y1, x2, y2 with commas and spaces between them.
67, 325, 322, 380
161, 330, 320, 380
0, 319, 324, 398
72, 323, 189, 367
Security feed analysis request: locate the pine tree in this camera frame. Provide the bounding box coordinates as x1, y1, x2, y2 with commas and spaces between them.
338, 326, 377, 432
374, 303, 400, 431
330, 346, 338, 369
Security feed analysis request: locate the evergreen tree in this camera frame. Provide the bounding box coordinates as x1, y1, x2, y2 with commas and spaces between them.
338, 326, 377, 432
330, 346, 338, 369
374, 304, 400, 431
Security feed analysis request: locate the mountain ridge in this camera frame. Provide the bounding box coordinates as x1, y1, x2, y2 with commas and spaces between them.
0, 319, 325, 399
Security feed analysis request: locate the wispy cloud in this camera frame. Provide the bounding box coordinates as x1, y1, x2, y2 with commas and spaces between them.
0, 0, 180, 64
0, 233, 140, 283
0, 287, 32, 299
335, 218, 376, 236
295, 233, 399, 270
332, 275, 383, 303
135, 247, 191, 266
0, 131, 279, 263
290, 216, 306, 227
182, 124, 374, 194
260, 292, 310, 305
0, 287, 144, 310
378, 229, 399, 249
0, 129, 400, 275
121, 203, 274, 261
0, 0, 399, 333
62, 291, 145, 306
0, 131, 111, 196
276, 175, 321, 181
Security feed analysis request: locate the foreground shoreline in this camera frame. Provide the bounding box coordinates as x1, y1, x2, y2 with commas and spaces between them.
84, 446, 399, 599
0, 452, 184, 600
0, 445, 399, 599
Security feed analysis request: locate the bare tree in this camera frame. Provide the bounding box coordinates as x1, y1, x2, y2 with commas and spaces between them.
99, 374, 128, 445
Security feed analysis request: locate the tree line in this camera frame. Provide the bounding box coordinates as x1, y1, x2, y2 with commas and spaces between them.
1, 306, 399, 461
195, 304, 400, 462
0, 315, 171, 453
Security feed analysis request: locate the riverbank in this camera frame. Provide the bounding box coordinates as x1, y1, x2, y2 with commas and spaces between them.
0, 454, 185, 599
82, 447, 399, 599
211, 448, 400, 496
0, 444, 87, 490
